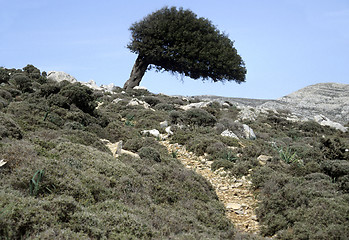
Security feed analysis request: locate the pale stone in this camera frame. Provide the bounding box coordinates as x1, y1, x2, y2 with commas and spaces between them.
165, 126, 173, 135
221, 129, 239, 139
257, 155, 272, 165
0, 159, 7, 167
226, 203, 241, 210
180, 101, 211, 110
160, 120, 168, 128
47, 71, 77, 83
133, 86, 147, 90
314, 114, 347, 132
242, 124, 256, 140
127, 98, 150, 109
141, 129, 160, 138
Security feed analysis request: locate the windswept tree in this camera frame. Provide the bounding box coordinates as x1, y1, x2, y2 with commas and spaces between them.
124, 6, 246, 90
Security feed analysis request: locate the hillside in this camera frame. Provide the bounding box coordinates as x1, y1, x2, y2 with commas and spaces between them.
1, 65, 349, 239
196, 82, 349, 125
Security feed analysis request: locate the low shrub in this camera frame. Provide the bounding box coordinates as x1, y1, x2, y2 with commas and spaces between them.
184, 108, 217, 127
138, 147, 161, 162
0, 113, 23, 140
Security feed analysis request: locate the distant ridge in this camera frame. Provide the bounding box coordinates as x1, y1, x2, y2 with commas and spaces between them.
194, 82, 349, 125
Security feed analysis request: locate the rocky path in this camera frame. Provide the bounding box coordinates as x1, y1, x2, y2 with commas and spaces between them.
161, 140, 260, 234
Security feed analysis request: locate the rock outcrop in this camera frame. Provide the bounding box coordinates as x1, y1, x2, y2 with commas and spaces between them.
47, 71, 77, 83
195, 83, 349, 129
261, 83, 349, 125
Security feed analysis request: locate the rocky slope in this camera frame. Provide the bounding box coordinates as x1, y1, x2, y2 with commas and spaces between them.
196, 82, 349, 125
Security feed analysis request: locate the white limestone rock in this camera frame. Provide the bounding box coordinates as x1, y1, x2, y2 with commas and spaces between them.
314, 115, 347, 132
221, 129, 239, 139
242, 124, 256, 140
141, 129, 160, 138
47, 71, 77, 83
180, 101, 211, 111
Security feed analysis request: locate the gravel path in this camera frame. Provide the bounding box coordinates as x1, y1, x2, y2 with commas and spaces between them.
161, 140, 260, 234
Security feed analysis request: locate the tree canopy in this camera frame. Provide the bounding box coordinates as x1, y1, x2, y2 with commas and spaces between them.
124, 6, 246, 89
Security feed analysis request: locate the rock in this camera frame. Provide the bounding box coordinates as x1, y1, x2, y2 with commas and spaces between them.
180, 101, 211, 110
127, 98, 150, 109
242, 124, 256, 140
100, 83, 115, 92
221, 129, 239, 139
0, 159, 7, 167
160, 120, 168, 128
314, 114, 347, 132
257, 155, 273, 165
141, 129, 160, 138
235, 210, 245, 215
106, 140, 140, 158
47, 71, 77, 83
112, 98, 123, 104
133, 86, 147, 91
82, 80, 102, 91
226, 203, 242, 210
165, 126, 173, 135
261, 83, 349, 125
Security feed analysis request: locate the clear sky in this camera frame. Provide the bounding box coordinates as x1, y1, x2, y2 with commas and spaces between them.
1, 0, 348, 99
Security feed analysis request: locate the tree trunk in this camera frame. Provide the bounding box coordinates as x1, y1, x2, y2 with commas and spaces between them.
123, 55, 149, 90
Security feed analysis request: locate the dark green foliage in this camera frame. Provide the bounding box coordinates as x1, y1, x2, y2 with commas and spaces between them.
128, 6, 246, 83
10, 73, 32, 92
0, 112, 23, 139
154, 102, 175, 111
142, 96, 161, 107
184, 108, 217, 126
0, 67, 10, 83
138, 147, 161, 162
23, 64, 41, 80
320, 137, 348, 160
59, 83, 97, 114
322, 160, 349, 179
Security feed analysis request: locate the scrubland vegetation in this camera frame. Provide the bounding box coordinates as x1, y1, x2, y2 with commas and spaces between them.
0, 65, 348, 239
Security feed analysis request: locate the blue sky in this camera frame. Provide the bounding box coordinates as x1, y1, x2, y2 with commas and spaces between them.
1, 0, 348, 99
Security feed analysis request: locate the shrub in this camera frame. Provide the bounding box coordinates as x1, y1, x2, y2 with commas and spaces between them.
0, 113, 23, 140
169, 110, 184, 124
59, 83, 97, 114
10, 73, 32, 92
0, 67, 10, 83
138, 147, 161, 162
322, 160, 349, 179
184, 108, 217, 126
39, 82, 61, 97
142, 96, 161, 107
154, 102, 175, 111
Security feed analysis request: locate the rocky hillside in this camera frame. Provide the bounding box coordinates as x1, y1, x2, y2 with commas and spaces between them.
1, 65, 348, 239
196, 82, 349, 126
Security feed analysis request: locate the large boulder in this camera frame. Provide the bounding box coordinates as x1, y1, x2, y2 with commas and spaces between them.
47, 71, 77, 83
314, 115, 347, 132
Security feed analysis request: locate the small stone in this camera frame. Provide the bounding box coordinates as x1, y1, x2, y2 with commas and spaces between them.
141, 129, 160, 138
235, 210, 244, 215
251, 215, 258, 221
226, 203, 241, 210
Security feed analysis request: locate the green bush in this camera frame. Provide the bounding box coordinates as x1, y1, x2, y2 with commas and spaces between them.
138, 147, 161, 162
322, 160, 349, 179
0, 112, 23, 140
0, 67, 10, 83
184, 108, 217, 126
59, 83, 97, 114
10, 73, 32, 92
142, 96, 161, 107
154, 102, 175, 111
